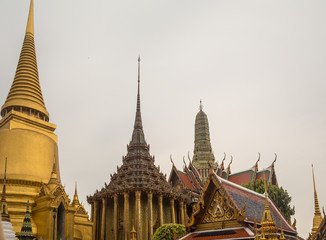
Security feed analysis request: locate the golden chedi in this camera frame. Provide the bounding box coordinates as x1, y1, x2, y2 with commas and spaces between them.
0, 1, 92, 239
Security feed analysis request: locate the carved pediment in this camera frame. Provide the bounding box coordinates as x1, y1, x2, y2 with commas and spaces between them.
201, 189, 236, 223
188, 173, 245, 228
76, 205, 88, 216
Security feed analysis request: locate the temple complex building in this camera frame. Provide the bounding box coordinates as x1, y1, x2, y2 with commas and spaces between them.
87, 58, 187, 240
180, 171, 297, 240
0, 1, 92, 239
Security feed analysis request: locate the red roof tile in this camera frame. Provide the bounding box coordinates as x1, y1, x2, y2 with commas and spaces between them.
178, 171, 196, 190
228, 171, 254, 185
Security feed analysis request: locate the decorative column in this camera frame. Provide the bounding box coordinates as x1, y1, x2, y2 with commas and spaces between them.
93, 201, 98, 240
101, 198, 107, 240
114, 194, 118, 240
124, 192, 130, 240
183, 202, 187, 224
179, 200, 184, 225
170, 198, 175, 223
135, 191, 141, 240
158, 194, 163, 226
148, 192, 153, 239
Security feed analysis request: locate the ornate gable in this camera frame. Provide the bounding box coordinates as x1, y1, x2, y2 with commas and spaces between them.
188, 172, 245, 230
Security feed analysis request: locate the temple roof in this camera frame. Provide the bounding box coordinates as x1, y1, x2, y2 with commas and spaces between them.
218, 176, 294, 232
88, 58, 175, 201
1, 0, 49, 121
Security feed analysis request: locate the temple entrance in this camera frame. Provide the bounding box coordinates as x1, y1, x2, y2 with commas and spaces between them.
57, 203, 66, 240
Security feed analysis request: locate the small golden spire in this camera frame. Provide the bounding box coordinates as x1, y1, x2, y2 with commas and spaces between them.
26, 0, 34, 35
72, 182, 80, 207
312, 164, 323, 235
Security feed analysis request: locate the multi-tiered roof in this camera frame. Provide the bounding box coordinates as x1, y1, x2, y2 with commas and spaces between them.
88, 58, 177, 201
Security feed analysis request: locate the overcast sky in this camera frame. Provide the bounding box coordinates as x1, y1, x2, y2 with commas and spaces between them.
1, 0, 326, 238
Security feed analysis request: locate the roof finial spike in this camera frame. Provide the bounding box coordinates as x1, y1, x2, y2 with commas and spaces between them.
26, 0, 34, 35
264, 179, 269, 211
199, 100, 203, 111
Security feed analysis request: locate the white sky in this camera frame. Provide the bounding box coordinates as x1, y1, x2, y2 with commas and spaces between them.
1, 0, 326, 238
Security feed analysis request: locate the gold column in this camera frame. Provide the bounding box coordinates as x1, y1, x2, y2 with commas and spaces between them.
101, 198, 107, 240
124, 192, 130, 240
179, 200, 184, 225
114, 194, 118, 240
148, 192, 153, 239
158, 194, 163, 226
93, 201, 98, 240
135, 191, 141, 240
170, 198, 175, 223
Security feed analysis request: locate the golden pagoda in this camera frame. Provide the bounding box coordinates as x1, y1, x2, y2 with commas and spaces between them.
87, 58, 186, 240
0, 1, 92, 239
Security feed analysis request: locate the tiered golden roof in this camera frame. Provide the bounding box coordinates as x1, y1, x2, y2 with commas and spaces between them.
1, 0, 49, 121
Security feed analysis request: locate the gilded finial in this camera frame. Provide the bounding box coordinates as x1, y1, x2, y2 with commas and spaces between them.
199, 100, 203, 111
26, 0, 34, 35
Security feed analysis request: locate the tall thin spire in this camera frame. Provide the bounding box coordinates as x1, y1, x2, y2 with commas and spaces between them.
312, 165, 323, 235
1, 158, 7, 202
1, 0, 49, 121
1, 158, 10, 222
130, 56, 146, 145
26, 0, 34, 34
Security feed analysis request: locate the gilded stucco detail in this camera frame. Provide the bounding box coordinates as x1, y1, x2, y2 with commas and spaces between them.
201, 189, 235, 223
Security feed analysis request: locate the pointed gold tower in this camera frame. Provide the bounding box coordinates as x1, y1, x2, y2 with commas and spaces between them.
311, 165, 323, 236
0, 0, 60, 235
1, 0, 49, 121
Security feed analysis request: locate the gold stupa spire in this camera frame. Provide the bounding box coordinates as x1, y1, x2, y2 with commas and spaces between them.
311, 165, 323, 235
1, 0, 49, 121
72, 182, 80, 207
26, 0, 34, 34
260, 180, 278, 236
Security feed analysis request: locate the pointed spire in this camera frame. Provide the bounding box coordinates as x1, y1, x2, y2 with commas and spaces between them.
130, 56, 146, 145
199, 100, 203, 111
26, 0, 34, 35
18, 200, 35, 240
260, 180, 278, 235
312, 164, 323, 235
1, 158, 7, 202
1, 0, 49, 121
312, 165, 321, 216
72, 182, 80, 207
1, 158, 10, 222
